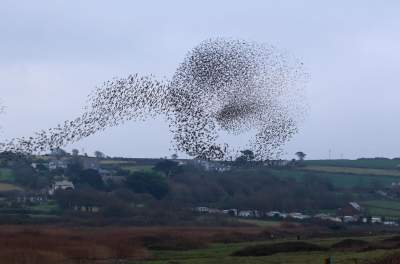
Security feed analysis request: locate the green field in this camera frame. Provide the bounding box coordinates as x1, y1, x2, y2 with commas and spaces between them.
269, 169, 397, 188
138, 236, 398, 264
99, 159, 154, 173
0, 168, 14, 181
100, 160, 134, 165
303, 165, 400, 177
305, 159, 400, 170
361, 200, 400, 217
29, 201, 60, 213
122, 165, 154, 173
0, 182, 21, 192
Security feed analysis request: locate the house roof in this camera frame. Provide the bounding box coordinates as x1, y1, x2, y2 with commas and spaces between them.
54, 180, 74, 188
349, 202, 361, 211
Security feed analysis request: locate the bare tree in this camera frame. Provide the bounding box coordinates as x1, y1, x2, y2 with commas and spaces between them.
72, 149, 79, 156
51, 148, 68, 159
94, 150, 105, 159
295, 151, 306, 161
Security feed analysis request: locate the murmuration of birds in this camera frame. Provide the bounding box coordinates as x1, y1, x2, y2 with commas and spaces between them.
0, 38, 308, 161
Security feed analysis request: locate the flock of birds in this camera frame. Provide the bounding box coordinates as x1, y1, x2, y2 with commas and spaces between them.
0, 38, 307, 161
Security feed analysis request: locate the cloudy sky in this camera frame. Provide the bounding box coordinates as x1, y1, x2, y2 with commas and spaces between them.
0, 1, 399, 159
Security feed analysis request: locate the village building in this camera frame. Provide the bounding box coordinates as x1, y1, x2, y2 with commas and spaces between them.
266, 211, 287, 218
383, 221, 398, 226
74, 205, 100, 213
222, 209, 238, 216
177, 160, 187, 166
238, 210, 253, 217
288, 212, 310, 220
343, 215, 359, 223
264, 159, 292, 167
314, 213, 342, 223
337, 202, 363, 217
82, 157, 100, 170
371, 216, 382, 224
194, 206, 209, 213
16, 191, 48, 204
314, 213, 330, 219
237, 210, 261, 218
192, 159, 231, 172
48, 180, 75, 195
48, 159, 69, 171
208, 208, 223, 214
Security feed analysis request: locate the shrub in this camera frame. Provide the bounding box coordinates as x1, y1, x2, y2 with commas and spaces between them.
232, 241, 327, 256
141, 234, 208, 250
125, 170, 169, 199
331, 239, 371, 251
368, 253, 400, 264
0, 249, 65, 264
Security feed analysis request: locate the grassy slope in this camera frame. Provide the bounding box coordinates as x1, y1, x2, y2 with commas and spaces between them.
0, 168, 19, 192
122, 165, 154, 173
268, 168, 397, 188
268, 158, 400, 189
361, 200, 400, 217
100, 160, 133, 165
104, 159, 400, 189
305, 159, 400, 169
303, 165, 400, 177
140, 236, 397, 264
99, 159, 154, 172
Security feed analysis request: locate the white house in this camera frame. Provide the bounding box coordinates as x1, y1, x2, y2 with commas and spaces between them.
264, 160, 291, 167
343, 215, 358, 223
267, 211, 288, 218
223, 209, 238, 216
383, 221, 398, 226
349, 202, 362, 211
208, 208, 223, 214
48, 160, 68, 171
328, 217, 343, 223
16, 192, 47, 204
49, 180, 75, 195
192, 160, 231, 172
176, 160, 188, 166
371, 216, 382, 224
391, 182, 400, 187
238, 210, 253, 218
314, 213, 330, 219
314, 214, 342, 223
267, 211, 281, 217
288, 212, 310, 220
194, 206, 210, 213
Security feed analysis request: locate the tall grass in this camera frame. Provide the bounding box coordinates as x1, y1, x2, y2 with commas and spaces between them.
0, 225, 274, 263
0, 227, 149, 264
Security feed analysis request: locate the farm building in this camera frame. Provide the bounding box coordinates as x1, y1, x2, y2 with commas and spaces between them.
48, 180, 75, 195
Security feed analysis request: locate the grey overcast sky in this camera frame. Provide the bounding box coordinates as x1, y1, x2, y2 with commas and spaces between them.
0, 0, 399, 159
